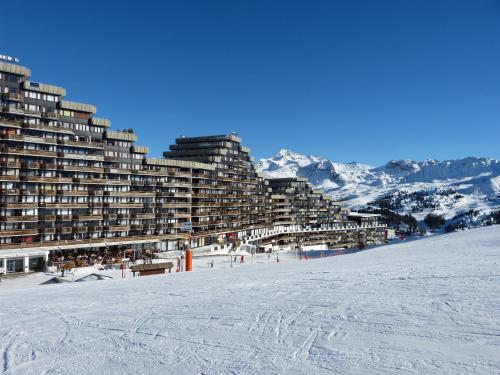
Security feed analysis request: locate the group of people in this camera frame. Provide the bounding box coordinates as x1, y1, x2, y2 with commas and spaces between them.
46, 247, 163, 274
232, 255, 245, 263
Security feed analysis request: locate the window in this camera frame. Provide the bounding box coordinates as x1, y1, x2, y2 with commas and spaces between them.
59, 110, 73, 117
74, 112, 89, 120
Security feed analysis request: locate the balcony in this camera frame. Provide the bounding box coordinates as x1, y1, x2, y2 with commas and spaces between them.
23, 109, 41, 117
57, 227, 73, 234
56, 215, 73, 221
42, 228, 56, 234
1, 133, 57, 145
1, 202, 38, 209
0, 188, 19, 195
104, 190, 155, 197
39, 202, 88, 209
107, 179, 132, 186
73, 177, 107, 185
57, 190, 89, 196
73, 178, 131, 186
104, 167, 132, 175
40, 162, 57, 170
73, 214, 103, 221
39, 189, 57, 196
2, 92, 23, 102
0, 228, 38, 237
41, 111, 59, 120
132, 213, 155, 220
21, 161, 40, 169
73, 226, 88, 233
1, 147, 57, 158
58, 164, 103, 173
39, 215, 56, 221
22, 123, 74, 135
157, 181, 192, 188
168, 172, 192, 179
1, 106, 24, 115
58, 152, 104, 161
0, 174, 19, 181
104, 225, 130, 232
104, 202, 143, 209
58, 139, 104, 149
0, 160, 20, 168
0, 215, 38, 222
161, 202, 191, 208
21, 176, 73, 184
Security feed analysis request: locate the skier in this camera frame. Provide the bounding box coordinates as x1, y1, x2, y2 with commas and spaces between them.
210, 259, 214, 268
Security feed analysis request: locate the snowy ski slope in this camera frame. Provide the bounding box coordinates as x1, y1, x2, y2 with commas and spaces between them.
1, 226, 499, 374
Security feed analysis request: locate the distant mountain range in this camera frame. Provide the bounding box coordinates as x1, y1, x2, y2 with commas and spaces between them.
256, 149, 500, 229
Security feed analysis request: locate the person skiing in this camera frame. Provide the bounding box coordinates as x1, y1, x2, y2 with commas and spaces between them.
210, 259, 214, 268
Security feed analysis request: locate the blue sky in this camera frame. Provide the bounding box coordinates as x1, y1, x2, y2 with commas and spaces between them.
3, 0, 499, 165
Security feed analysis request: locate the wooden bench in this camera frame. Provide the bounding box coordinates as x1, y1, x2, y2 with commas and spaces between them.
130, 262, 174, 276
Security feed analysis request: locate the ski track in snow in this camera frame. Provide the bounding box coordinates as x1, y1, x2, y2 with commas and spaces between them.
1, 227, 500, 374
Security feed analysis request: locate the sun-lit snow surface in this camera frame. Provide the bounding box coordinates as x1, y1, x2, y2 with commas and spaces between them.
1, 227, 500, 374
256, 150, 500, 220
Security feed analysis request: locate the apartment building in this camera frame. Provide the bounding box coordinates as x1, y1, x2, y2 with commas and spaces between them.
268, 177, 347, 227
0, 57, 211, 273
164, 134, 270, 248
0, 55, 385, 274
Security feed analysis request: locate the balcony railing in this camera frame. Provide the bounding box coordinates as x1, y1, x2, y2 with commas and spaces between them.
20, 176, 73, 183
0, 174, 19, 181
0, 228, 38, 237
0, 215, 38, 222
2, 92, 23, 102
1, 147, 57, 158
0, 202, 38, 209
104, 225, 130, 232
73, 214, 103, 221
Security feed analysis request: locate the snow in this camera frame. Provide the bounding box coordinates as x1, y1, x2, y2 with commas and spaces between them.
1, 226, 500, 374
256, 150, 500, 222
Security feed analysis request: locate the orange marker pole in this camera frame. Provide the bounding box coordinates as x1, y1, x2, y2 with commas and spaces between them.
186, 227, 193, 272
186, 249, 193, 271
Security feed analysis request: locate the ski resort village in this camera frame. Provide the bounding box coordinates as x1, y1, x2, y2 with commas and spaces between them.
1, 42, 500, 374
0, 57, 386, 276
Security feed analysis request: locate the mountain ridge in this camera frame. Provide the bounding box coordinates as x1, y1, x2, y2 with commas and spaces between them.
256, 149, 500, 227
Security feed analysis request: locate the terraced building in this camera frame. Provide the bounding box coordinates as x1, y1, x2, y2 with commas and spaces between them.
0, 57, 212, 273
0, 56, 385, 274
163, 134, 270, 248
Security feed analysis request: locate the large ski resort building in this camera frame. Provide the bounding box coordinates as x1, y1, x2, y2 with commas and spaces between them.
0, 56, 386, 274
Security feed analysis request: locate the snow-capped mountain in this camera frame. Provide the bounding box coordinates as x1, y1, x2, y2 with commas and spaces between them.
256, 149, 500, 225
